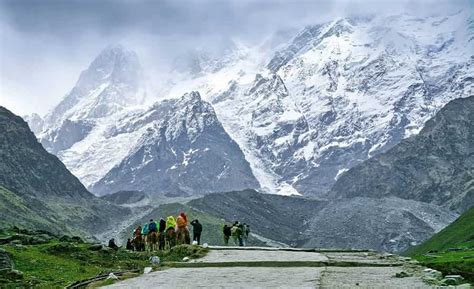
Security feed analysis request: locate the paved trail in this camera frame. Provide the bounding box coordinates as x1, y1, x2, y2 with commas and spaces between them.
105, 247, 464, 288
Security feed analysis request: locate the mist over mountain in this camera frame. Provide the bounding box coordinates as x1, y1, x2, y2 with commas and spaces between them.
24, 12, 472, 200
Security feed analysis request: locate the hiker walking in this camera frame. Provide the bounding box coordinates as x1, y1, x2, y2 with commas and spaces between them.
237, 223, 245, 246
242, 223, 250, 246
223, 224, 231, 245
190, 219, 203, 245
231, 222, 242, 246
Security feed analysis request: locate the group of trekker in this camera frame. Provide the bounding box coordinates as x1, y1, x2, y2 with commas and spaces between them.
223, 221, 250, 246
126, 212, 203, 252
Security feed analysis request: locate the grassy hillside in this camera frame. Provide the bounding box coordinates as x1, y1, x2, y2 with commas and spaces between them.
406, 206, 474, 255
0, 186, 70, 234
406, 206, 474, 282
0, 106, 130, 237
0, 228, 207, 288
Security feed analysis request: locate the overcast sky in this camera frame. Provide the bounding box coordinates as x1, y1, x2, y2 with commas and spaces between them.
0, 0, 470, 116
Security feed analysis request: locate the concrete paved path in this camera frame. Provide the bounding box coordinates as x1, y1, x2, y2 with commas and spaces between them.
190, 248, 329, 263
105, 248, 462, 288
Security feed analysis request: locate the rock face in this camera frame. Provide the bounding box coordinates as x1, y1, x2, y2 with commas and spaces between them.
0, 248, 13, 272
100, 190, 148, 205
90, 92, 259, 196
302, 197, 457, 252
330, 96, 474, 212
0, 106, 128, 234
189, 189, 327, 246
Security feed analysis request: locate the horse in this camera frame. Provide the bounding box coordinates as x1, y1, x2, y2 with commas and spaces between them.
176, 227, 190, 245
131, 234, 145, 251
147, 231, 159, 252
165, 227, 177, 250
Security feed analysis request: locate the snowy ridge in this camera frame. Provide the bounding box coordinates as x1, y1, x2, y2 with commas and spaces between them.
158, 12, 473, 196
30, 12, 473, 198
89, 91, 258, 196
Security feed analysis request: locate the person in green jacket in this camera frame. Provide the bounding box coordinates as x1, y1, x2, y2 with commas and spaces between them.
231, 222, 242, 246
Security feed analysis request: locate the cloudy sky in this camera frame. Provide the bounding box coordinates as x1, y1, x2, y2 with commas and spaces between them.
0, 0, 470, 116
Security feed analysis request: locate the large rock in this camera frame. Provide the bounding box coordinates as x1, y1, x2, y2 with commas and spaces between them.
0, 248, 13, 271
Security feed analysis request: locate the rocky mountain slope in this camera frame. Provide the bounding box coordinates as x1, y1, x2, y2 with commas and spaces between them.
0, 106, 128, 235
189, 94, 473, 252
88, 91, 258, 196
100, 190, 149, 206
330, 96, 474, 212
188, 190, 457, 252
406, 205, 474, 256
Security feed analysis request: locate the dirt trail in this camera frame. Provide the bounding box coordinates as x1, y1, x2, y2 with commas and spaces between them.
105, 247, 468, 288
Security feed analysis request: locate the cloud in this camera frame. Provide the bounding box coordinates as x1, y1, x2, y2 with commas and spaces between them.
0, 0, 470, 115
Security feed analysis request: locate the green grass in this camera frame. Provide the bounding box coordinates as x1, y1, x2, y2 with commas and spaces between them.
2, 242, 149, 288
0, 229, 208, 288
0, 186, 54, 231
405, 206, 474, 283
413, 250, 474, 283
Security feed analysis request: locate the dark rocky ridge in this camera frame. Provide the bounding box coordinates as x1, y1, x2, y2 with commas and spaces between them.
0, 106, 129, 235
100, 190, 147, 205
330, 96, 474, 212
189, 189, 326, 247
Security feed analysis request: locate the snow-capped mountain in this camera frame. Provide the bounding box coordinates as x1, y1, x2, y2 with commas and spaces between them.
39, 45, 146, 154
24, 113, 44, 136
161, 11, 473, 196
90, 91, 259, 196
31, 12, 473, 199
33, 45, 259, 196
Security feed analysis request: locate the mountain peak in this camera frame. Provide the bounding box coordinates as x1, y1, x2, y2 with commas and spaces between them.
180, 91, 202, 104
80, 44, 141, 87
